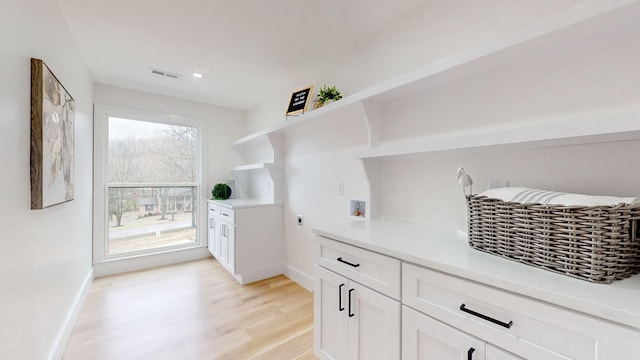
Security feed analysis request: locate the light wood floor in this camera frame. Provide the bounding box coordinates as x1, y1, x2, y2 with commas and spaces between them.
63, 258, 317, 360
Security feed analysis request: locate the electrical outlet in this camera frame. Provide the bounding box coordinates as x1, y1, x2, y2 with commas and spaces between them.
337, 180, 344, 195
296, 215, 304, 226
488, 179, 509, 189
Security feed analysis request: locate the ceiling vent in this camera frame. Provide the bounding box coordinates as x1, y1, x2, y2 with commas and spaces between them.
149, 67, 182, 79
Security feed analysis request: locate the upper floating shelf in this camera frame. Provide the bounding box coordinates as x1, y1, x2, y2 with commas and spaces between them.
232, 1, 639, 149
230, 163, 283, 171
231, 100, 363, 147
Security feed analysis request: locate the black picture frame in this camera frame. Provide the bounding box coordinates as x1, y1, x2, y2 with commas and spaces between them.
286, 85, 313, 116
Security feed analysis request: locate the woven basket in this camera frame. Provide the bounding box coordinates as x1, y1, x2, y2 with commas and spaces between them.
466, 194, 640, 283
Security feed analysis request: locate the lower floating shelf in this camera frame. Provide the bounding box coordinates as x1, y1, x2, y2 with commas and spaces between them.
355, 105, 640, 159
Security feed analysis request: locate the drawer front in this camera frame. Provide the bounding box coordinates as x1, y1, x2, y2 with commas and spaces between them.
486, 344, 524, 360
402, 263, 594, 360
316, 236, 400, 299
218, 207, 235, 224
207, 202, 219, 215
402, 306, 486, 360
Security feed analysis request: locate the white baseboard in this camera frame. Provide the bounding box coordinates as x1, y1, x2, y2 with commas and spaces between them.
49, 267, 94, 360
283, 263, 313, 292
93, 246, 211, 277
238, 263, 284, 284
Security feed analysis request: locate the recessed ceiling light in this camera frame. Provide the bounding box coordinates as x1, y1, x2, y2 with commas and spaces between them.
193, 73, 203, 78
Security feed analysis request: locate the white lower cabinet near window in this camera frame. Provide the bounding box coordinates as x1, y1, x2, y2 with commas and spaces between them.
207, 201, 282, 284
207, 202, 235, 273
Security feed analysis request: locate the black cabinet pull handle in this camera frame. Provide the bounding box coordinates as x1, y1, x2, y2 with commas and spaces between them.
460, 303, 513, 329
338, 284, 345, 311
337, 257, 360, 268
467, 347, 475, 360
348, 288, 355, 317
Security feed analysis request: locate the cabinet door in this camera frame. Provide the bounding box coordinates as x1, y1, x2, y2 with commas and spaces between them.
486, 344, 523, 360
209, 217, 222, 258
403, 306, 485, 360
314, 265, 349, 360
348, 281, 401, 360
219, 223, 235, 273
219, 223, 229, 265
212, 219, 221, 257
207, 216, 216, 256
226, 224, 235, 272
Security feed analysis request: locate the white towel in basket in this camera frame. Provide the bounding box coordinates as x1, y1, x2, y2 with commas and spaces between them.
480, 187, 639, 206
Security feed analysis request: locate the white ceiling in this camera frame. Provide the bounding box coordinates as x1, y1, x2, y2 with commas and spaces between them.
57, 0, 426, 110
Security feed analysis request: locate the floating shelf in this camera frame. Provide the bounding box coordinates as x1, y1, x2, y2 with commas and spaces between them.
231, 100, 363, 147
230, 163, 283, 171
231, 130, 274, 149
355, 105, 640, 159
231, 1, 639, 150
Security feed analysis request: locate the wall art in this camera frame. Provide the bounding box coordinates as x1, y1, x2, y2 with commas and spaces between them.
30, 58, 75, 209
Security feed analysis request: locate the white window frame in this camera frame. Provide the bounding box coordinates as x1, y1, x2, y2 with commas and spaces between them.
93, 104, 208, 266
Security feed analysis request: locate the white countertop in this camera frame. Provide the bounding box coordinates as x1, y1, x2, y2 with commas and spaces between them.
207, 199, 281, 209
312, 219, 640, 330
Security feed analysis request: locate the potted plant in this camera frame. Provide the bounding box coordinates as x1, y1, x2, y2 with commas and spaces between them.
211, 183, 232, 200
315, 85, 343, 108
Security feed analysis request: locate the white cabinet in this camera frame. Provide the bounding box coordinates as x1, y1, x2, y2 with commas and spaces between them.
313, 221, 640, 360
314, 266, 400, 360
403, 306, 485, 360
347, 279, 400, 360
403, 260, 640, 359
208, 202, 232, 271
207, 209, 220, 258
314, 238, 401, 360
402, 263, 587, 360
485, 345, 523, 360
402, 306, 530, 360
217, 212, 235, 274
314, 265, 349, 360
316, 236, 401, 298
207, 200, 282, 284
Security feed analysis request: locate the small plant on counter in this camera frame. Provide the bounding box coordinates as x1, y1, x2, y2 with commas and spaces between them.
212, 183, 232, 200
316, 84, 343, 106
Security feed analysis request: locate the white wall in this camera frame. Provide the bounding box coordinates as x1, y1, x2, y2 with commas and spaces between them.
376, 140, 640, 229
0, 0, 94, 359
246, 0, 638, 286
283, 107, 370, 287
92, 84, 246, 275
376, 22, 640, 229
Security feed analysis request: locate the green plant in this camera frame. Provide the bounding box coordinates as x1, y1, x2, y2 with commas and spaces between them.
212, 183, 232, 200
316, 85, 343, 105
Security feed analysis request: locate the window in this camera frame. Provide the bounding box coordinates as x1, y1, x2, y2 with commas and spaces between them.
102, 115, 202, 258
107, 185, 197, 255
